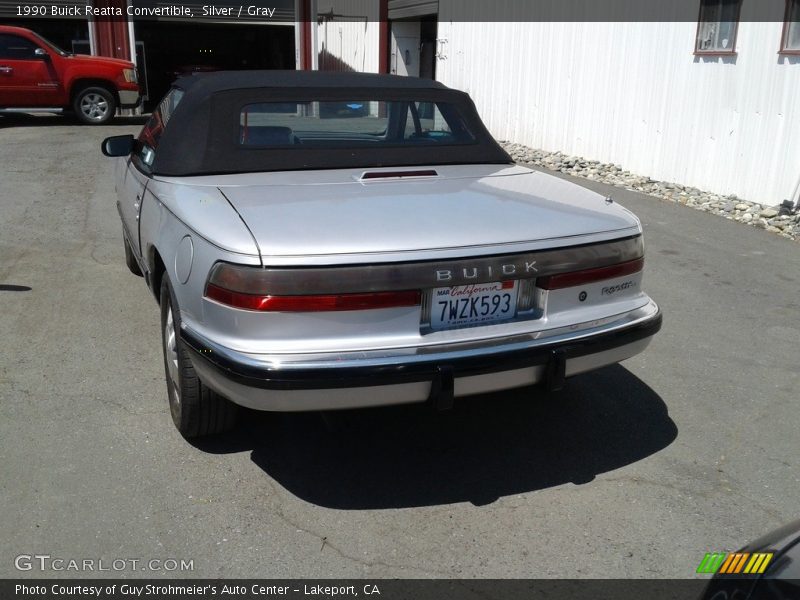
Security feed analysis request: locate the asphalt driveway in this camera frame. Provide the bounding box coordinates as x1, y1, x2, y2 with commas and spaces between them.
1, 115, 798, 579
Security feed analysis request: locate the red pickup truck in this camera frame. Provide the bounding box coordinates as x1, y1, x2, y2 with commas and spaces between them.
0, 25, 140, 124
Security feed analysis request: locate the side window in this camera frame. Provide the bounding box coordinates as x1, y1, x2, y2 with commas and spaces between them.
404, 102, 453, 138
0, 34, 37, 60
403, 102, 471, 144
695, 0, 741, 54
134, 88, 184, 171
781, 0, 800, 54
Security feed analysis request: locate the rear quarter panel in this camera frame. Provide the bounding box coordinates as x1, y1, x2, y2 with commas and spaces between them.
138, 179, 261, 326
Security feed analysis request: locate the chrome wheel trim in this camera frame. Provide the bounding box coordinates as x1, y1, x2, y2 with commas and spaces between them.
164, 305, 181, 406
79, 93, 109, 121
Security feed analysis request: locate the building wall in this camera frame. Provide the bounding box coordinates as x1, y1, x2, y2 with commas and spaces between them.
434, 14, 800, 205
316, 0, 381, 72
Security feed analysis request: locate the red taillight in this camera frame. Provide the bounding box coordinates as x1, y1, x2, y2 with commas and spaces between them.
206, 283, 420, 312
537, 258, 644, 290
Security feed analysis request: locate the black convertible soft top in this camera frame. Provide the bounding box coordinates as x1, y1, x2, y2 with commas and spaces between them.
151, 70, 513, 177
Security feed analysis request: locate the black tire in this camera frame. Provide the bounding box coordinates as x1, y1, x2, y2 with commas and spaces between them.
160, 276, 237, 438
124, 236, 143, 277
72, 86, 116, 125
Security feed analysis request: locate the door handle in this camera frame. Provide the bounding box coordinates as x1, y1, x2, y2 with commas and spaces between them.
0, 66, 13, 75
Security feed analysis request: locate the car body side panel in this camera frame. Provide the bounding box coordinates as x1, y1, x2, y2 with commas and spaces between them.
143, 179, 261, 258
0, 56, 62, 106
117, 159, 149, 255
59, 54, 138, 99
138, 186, 260, 324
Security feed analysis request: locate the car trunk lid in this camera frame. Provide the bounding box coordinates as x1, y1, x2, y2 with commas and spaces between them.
211, 165, 640, 263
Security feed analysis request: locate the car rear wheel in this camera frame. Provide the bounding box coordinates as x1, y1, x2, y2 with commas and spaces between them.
160, 276, 237, 438
73, 86, 116, 125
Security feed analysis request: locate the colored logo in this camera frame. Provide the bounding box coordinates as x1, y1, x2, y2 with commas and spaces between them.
697, 552, 773, 575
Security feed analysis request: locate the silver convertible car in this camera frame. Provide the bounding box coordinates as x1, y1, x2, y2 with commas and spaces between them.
102, 71, 661, 438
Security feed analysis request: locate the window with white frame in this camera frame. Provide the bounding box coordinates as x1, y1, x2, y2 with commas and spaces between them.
696, 0, 742, 54
781, 0, 800, 53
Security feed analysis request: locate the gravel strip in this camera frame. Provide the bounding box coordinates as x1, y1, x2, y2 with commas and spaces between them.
501, 142, 800, 241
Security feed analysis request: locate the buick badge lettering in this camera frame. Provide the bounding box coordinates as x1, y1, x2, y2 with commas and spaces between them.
436, 270, 453, 282
436, 261, 538, 283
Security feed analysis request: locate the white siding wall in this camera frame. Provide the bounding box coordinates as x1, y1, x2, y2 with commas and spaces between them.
316, 0, 381, 73
435, 14, 800, 205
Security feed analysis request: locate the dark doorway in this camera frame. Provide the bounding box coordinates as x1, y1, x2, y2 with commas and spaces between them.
419, 16, 437, 79
133, 21, 294, 109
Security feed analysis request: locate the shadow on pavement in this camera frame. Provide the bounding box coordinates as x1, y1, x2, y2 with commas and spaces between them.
195, 364, 676, 509
0, 114, 148, 128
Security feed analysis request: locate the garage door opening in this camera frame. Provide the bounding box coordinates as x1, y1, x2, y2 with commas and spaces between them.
134, 21, 294, 109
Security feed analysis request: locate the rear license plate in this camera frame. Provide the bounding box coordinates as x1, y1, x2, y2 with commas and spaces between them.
430, 281, 518, 331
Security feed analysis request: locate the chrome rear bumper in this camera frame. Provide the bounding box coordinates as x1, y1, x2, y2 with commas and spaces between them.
182, 300, 661, 411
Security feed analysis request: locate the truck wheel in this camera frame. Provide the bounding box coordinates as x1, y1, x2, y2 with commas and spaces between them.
73, 86, 116, 125
124, 237, 143, 276
160, 276, 237, 438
